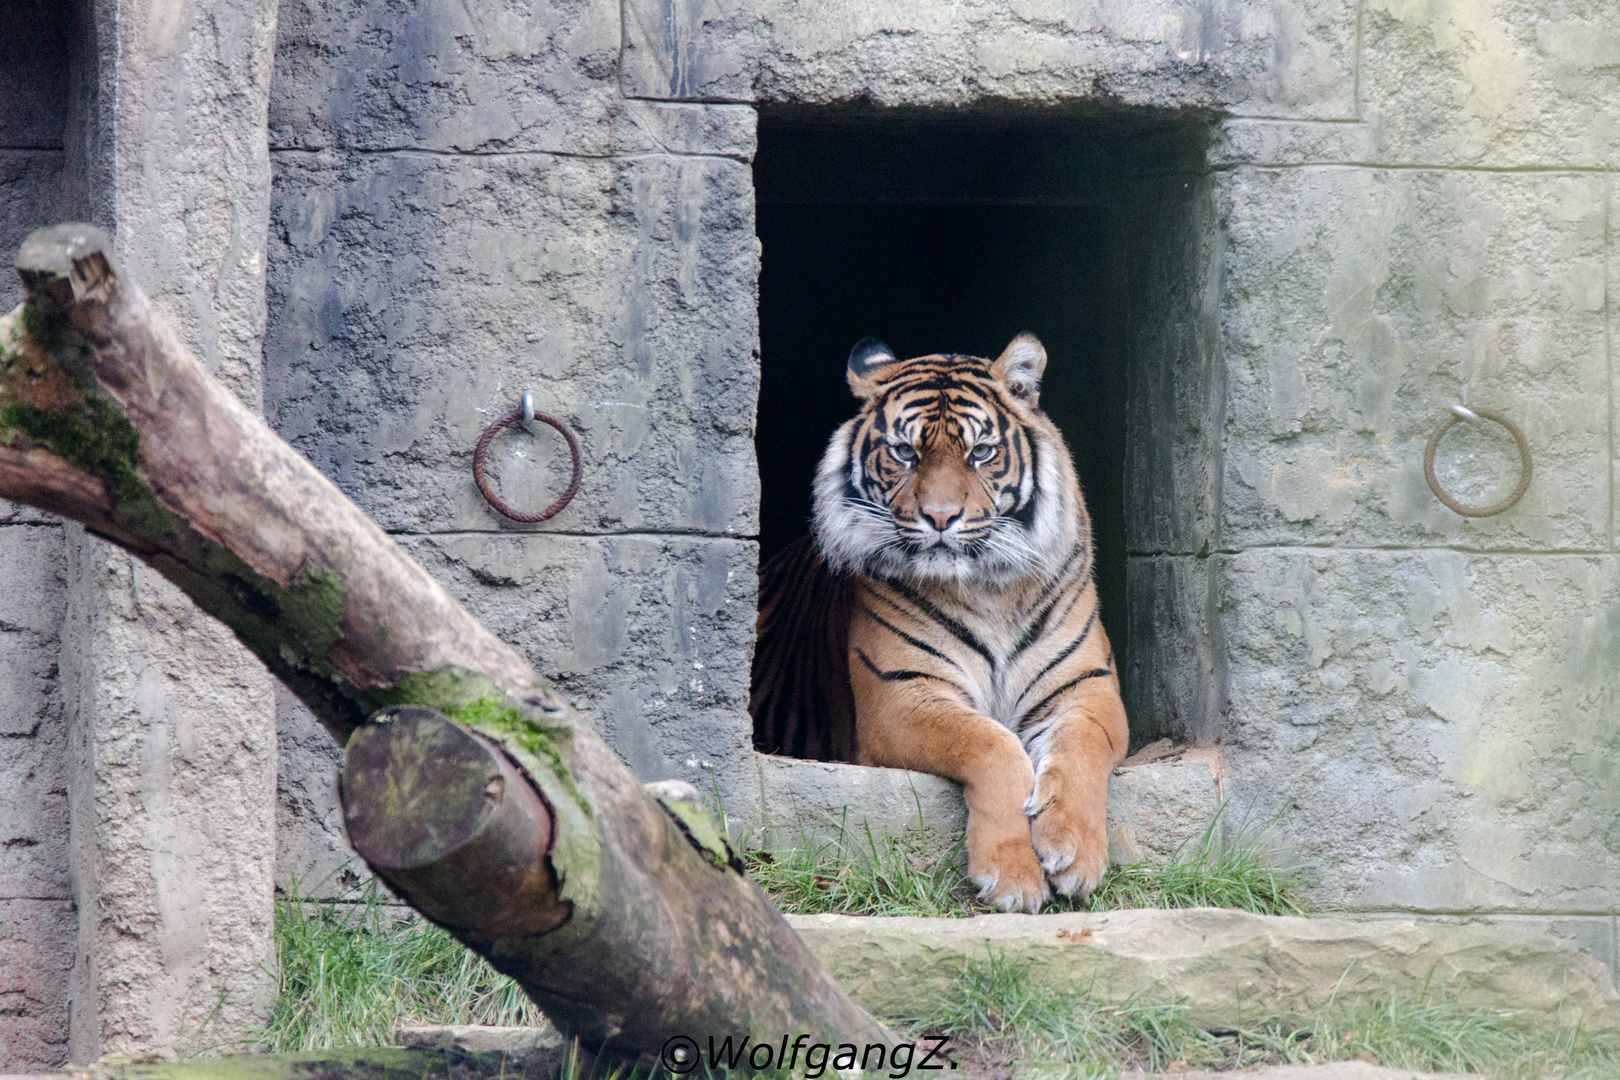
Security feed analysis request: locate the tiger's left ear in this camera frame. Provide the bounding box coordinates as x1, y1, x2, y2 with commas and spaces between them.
992, 333, 1047, 406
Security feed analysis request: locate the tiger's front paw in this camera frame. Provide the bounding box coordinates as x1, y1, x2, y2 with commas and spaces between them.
968, 831, 1050, 914
1025, 765, 1109, 901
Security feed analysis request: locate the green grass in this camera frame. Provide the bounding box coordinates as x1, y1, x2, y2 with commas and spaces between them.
906, 950, 1620, 1079
745, 810, 973, 917
746, 801, 1308, 918
260, 876, 543, 1052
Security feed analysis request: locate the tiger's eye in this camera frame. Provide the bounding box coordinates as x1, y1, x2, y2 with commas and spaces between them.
890, 443, 918, 464
969, 443, 996, 463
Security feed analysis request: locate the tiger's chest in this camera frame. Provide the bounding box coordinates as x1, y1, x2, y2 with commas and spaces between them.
853, 572, 1096, 732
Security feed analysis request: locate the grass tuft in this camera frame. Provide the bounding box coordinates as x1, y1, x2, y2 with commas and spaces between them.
907, 951, 1620, 1078
747, 800, 1308, 919
908, 948, 1220, 1077
745, 809, 971, 918
260, 875, 542, 1052
1058, 804, 1309, 917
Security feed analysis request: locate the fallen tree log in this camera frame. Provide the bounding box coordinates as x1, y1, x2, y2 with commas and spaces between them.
0, 224, 893, 1058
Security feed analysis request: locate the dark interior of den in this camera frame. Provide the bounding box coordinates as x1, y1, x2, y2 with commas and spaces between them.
753, 107, 1213, 752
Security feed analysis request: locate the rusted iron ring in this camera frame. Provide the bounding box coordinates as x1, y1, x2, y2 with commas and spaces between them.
472, 406, 583, 523
1423, 405, 1531, 518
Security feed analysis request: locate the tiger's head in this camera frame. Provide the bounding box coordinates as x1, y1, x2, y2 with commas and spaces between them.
813, 333, 1084, 587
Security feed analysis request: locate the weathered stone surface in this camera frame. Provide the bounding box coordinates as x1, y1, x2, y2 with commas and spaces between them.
396, 1023, 562, 1054
1360, 0, 1620, 169
62, 532, 279, 1063
1106, 760, 1221, 865
265, 151, 759, 536
1121, 171, 1224, 560
752, 755, 1220, 868
623, 0, 1360, 120
103, 0, 280, 411
788, 908, 1620, 1030
396, 534, 761, 820
1125, 557, 1223, 745
1611, 174, 1619, 553
1216, 550, 1620, 913
624, 102, 757, 160
1218, 167, 1609, 551
1208, 118, 1379, 168
45, 0, 284, 1062
0, 526, 68, 907
271, 0, 635, 156
0, 899, 74, 1072
275, 686, 368, 899
754, 755, 965, 859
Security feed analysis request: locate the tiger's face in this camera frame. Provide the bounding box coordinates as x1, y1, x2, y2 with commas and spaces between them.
814, 334, 1076, 586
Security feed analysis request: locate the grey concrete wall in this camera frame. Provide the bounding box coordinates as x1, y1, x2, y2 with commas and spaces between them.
0, 3, 77, 1070
0, 0, 281, 1068
59, 0, 281, 1064
265, 0, 764, 895
618, 0, 1620, 948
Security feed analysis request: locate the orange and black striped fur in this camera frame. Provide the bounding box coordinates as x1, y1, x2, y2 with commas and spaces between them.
751, 334, 1127, 912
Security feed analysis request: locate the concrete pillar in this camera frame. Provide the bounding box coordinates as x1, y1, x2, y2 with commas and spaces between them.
58, 0, 281, 1063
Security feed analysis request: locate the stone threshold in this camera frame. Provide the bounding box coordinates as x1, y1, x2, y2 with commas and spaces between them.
787, 907, 1620, 1031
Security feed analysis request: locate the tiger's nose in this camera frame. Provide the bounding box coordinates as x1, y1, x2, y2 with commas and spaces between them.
921, 506, 963, 532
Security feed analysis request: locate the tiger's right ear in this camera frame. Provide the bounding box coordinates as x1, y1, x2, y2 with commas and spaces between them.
846, 337, 899, 399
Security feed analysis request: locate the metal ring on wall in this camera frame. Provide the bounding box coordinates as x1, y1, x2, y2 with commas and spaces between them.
1422, 405, 1532, 518
472, 403, 583, 523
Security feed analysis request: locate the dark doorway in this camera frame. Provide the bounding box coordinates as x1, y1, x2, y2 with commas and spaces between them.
754, 115, 1129, 687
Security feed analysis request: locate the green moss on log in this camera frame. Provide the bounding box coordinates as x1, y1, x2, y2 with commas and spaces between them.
0, 304, 352, 689
376, 670, 602, 926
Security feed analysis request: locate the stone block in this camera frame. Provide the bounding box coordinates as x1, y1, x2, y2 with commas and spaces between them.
1360, 0, 1620, 168
1214, 549, 1620, 913
622, 0, 1360, 120
1358, 912, 1618, 984
271, 0, 636, 156
1611, 175, 1619, 551
265, 151, 759, 536
105, 0, 279, 411
1106, 760, 1222, 865
752, 752, 1221, 868
788, 908, 1620, 1030
754, 755, 965, 860
396, 534, 761, 821
1217, 168, 1609, 551
396, 1023, 562, 1055
0, 899, 74, 1073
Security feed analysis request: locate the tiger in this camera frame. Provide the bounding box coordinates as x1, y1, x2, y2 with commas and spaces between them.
750, 333, 1127, 913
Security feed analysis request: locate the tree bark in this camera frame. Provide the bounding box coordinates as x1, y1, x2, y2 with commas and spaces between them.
0, 223, 893, 1058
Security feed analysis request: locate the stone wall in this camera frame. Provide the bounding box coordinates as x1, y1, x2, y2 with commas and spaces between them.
610, 0, 1620, 952
0, 0, 280, 1069
264, 0, 764, 894
2, 0, 1618, 1069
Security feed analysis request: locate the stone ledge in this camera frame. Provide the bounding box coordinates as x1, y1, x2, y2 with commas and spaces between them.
752, 751, 1222, 866
786, 908, 1620, 1031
